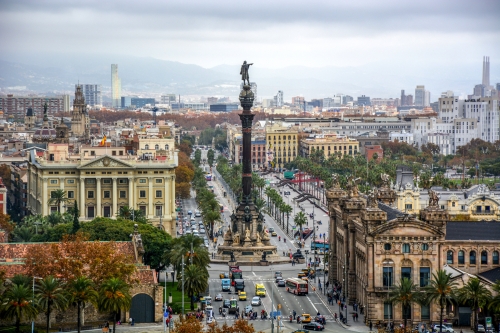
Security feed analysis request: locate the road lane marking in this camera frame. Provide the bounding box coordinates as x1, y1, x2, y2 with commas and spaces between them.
306, 296, 318, 313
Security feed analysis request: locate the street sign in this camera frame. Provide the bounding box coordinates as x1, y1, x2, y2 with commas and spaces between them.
486, 317, 492, 328
271, 311, 281, 317
164, 311, 169, 318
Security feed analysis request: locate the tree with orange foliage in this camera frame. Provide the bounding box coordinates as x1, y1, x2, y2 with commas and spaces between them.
175, 318, 262, 333
24, 233, 136, 286
0, 212, 14, 234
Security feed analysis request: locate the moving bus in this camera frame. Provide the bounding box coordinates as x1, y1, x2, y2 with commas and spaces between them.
285, 278, 309, 295
311, 240, 329, 253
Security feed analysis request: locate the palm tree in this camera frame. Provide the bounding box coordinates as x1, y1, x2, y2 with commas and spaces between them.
12, 226, 34, 242
47, 189, 68, 212
35, 276, 68, 333
98, 278, 132, 333
2, 284, 39, 333
457, 278, 492, 332
423, 270, 458, 333
294, 211, 307, 243
264, 187, 272, 212
389, 278, 422, 329
254, 198, 266, 212
68, 276, 98, 333
489, 280, 500, 313
180, 264, 209, 310
45, 211, 63, 227
281, 204, 292, 234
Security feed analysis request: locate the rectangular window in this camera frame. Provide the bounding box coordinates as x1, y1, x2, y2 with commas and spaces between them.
156, 206, 162, 217
155, 178, 163, 183
119, 190, 126, 198
383, 267, 393, 287
87, 179, 96, 184
88, 191, 94, 199
156, 190, 162, 198
401, 267, 411, 281
103, 191, 110, 198
421, 305, 430, 320
119, 179, 128, 184
139, 190, 146, 198
67, 191, 74, 199
67, 179, 75, 184
384, 302, 393, 320
139, 205, 146, 215
103, 179, 111, 184
139, 179, 147, 183
405, 204, 412, 210
420, 267, 430, 287
50, 179, 58, 184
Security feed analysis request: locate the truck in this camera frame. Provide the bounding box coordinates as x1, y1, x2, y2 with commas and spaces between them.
228, 298, 239, 314
255, 283, 266, 297
234, 279, 245, 292
222, 279, 231, 292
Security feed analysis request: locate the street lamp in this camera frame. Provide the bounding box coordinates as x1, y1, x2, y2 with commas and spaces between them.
32, 276, 42, 333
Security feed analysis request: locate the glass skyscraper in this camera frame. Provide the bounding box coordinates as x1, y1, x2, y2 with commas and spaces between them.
111, 64, 121, 108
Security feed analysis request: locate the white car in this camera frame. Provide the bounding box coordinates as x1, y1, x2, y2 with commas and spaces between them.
433, 325, 454, 333
251, 296, 261, 306
192, 230, 199, 237
207, 316, 214, 324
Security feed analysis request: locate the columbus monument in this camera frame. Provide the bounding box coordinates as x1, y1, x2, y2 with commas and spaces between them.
216, 62, 279, 264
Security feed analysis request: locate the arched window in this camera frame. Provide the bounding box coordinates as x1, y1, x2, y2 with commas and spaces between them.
470, 251, 476, 265
165, 144, 169, 150
458, 250, 465, 264
447, 251, 453, 264
144, 144, 149, 150
481, 251, 488, 265
155, 144, 159, 150
493, 251, 499, 265
402, 243, 410, 253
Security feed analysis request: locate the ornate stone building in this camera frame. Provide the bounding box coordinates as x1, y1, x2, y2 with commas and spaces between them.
327, 174, 500, 326
27, 143, 178, 235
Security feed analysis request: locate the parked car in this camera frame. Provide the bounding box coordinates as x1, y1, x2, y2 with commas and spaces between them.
302, 322, 324, 331
251, 296, 261, 306
476, 325, 485, 333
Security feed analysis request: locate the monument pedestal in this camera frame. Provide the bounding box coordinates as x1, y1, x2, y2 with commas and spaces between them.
260, 260, 269, 266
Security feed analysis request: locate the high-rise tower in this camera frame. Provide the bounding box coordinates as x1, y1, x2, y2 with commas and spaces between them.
111, 64, 121, 108
482, 56, 490, 87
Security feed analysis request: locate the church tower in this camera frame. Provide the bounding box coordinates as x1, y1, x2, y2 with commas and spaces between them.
24, 107, 36, 130
71, 85, 90, 140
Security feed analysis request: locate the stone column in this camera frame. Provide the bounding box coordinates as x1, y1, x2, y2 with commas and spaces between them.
171, 175, 176, 220
128, 177, 133, 209
60, 178, 65, 214
238, 85, 255, 205
330, 214, 338, 284
112, 177, 117, 218
96, 177, 101, 217
164, 176, 169, 219
148, 177, 153, 218
348, 223, 357, 305
367, 237, 374, 290
42, 178, 48, 216
80, 178, 85, 219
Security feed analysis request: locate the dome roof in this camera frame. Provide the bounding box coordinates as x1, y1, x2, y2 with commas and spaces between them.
33, 126, 57, 141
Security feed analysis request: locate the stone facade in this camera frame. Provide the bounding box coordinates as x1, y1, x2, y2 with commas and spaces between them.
327, 175, 500, 327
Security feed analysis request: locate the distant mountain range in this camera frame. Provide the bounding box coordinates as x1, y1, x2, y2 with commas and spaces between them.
0, 53, 494, 101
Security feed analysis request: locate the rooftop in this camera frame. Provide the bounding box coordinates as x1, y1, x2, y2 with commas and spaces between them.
445, 222, 500, 241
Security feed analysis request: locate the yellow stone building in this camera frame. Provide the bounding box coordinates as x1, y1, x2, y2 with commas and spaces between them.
265, 122, 298, 170
27, 143, 178, 235
300, 134, 359, 159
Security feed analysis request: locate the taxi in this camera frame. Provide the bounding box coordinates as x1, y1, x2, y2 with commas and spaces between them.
220, 272, 228, 279
238, 291, 247, 301
298, 272, 307, 278
292, 330, 310, 333
301, 314, 312, 323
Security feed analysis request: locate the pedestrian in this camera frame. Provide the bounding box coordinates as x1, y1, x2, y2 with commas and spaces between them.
370, 321, 373, 331
352, 313, 355, 321
326, 281, 329, 288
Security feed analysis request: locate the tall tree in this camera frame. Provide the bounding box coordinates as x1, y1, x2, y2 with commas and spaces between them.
98, 278, 132, 333
457, 278, 492, 332
68, 276, 98, 333
388, 278, 422, 329
281, 204, 293, 234
1, 283, 39, 333
47, 189, 68, 213
294, 211, 307, 242
180, 264, 209, 310
71, 201, 80, 234
35, 276, 69, 333
423, 270, 458, 333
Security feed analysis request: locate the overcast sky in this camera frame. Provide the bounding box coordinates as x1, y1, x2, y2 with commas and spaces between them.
1, 0, 499, 71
